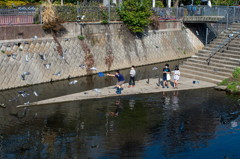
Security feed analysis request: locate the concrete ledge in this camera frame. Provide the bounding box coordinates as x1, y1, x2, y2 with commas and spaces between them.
183, 16, 224, 23
16, 76, 216, 108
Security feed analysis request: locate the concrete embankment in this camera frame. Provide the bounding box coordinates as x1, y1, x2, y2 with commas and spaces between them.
17, 76, 216, 107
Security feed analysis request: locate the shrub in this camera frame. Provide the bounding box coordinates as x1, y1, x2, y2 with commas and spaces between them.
232, 67, 240, 79
1, 50, 5, 53
155, 1, 164, 7
78, 35, 85, 40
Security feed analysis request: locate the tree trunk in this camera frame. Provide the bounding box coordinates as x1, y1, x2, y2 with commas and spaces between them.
47, 0, 52, 4
173, 0, 179, 7
61, 0, 63, 6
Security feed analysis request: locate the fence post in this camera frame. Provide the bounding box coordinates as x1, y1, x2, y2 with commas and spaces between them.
77, 1, 79, 17
108, 0, 110, 22
226, 13, 228, 30
176, 6, 178, 19
218, 7, 219, 16
233, 7, 235, 22
205, 28, 208, 46
40, 5, 42, 24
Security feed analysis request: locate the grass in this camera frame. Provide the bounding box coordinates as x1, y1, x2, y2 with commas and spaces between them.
78, 35, 85, 40
219, 67, 240, 93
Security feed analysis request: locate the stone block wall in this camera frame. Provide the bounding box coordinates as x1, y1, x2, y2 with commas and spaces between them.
0, 22, 203, 90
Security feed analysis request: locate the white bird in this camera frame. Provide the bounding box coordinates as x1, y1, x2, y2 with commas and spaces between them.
69, 80, 78, 84
24, 72, 30, 75
81, 15, 86, 20
26, 55, 29, 62
90, 67, 98, 71
54, 70, 61, 77
196, 31, 199, 36
24, 101, 30, 105
43, 54, 47, 61
44, 63, 51, 70
152, 67, 158, 70
93, 88, 101, 93
79, 64, 86, 69
33, 91, 38, 96
34, 36, 38, 39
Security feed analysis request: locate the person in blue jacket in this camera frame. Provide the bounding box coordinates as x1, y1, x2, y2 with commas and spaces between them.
107, 70, 125, 94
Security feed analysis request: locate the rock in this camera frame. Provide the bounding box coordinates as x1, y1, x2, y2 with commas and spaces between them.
214, 86, 227, 91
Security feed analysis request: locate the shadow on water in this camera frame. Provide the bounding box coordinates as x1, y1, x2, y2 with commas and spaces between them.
1, 88, 240, 158
0, 59, 184, 107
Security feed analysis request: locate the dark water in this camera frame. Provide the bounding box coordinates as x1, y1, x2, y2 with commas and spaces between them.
1, 88, 240, 158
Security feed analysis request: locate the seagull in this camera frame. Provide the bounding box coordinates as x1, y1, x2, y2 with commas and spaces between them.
34, 36, 38, 39
39, 54, 44, 60
93, 88, 101, 93
43, 54, 47, 60
24, 101, 30, 105
26, 55, 29, 62
33, 91, 38, 96
65, 38, 68, 41
156, 46, 159, 48
9, 94, 20, 102
90, 67, 98, 71
79, 64, 86, 69
81, 15, 86, 20
21, 74, 25, 80
196, 31, 199, 36
11, 53, 16, 59
152, 67, 158, 70
44, 63, 51, 70
18, 91, 30, 98
69, 80, 78, 84
24, 72, 30, 75
54, 70, 61, 77
214, 68, 217, 71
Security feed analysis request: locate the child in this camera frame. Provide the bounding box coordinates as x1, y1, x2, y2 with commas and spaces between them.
173, 66, 180, 89
163, 64, 171, 88
107, 70, 125, 94
128, 65, 136, 88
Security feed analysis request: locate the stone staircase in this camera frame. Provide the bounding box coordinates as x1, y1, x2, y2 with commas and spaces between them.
180, 23, 240, 84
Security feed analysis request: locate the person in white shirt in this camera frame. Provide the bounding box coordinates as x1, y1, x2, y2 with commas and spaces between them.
173, 66, 180, 89
128, 65, 136, 88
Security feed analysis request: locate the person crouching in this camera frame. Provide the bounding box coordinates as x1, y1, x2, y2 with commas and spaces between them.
107, 70, 125, 94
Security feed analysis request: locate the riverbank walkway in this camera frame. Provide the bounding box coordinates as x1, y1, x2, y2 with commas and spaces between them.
17, 76, 216, 108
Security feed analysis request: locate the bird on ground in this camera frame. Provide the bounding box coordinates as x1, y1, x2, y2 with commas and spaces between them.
34, 36, 38, 39
18, 91, 30, 98
68, 75, 71, 80
153, 30, 156, 34
180, 62, 183, 65
69, 80, 78, 84
39, 54, 44, 60
93, 88, 101, 93
196, 31, 199, 36
33, 91, 38, 96
9, 22, 13, 26
11, 54, 16, 59
152, 67, 158, 70
14, 42, 18, 46
79, 64, 86, 69
65, 38, 68, 41
21, 74, 25, 80
24, 101, 30, 105
44, 63, 51, 70
156, 46, 159, 48
214, 68, 217, 71
24, 72, 30, 75
90, 67, 98, 71
7, 44, 11, 47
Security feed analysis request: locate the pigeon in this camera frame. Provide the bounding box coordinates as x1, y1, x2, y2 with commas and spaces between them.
9, 94, 20, 102
69, 80, 78, 84
81, 15, 86, 20
18, 91, 30, 98
79, 64, 86, 69
185, 30, 188, 33
196, 31, 199, 36
62, 50, 66, 60
11, 54, 16, 59
14, 42, 18, 46
54, 70, 61, 77
9, 22, 13, 26
22, 109, 26, 117
7, 44, 11, 47
50, 78, 53, 83
10, 112, 19, 119
91, 144, 99, 148
65, 38, 68, 41
39, 54, 44, 60
43, 54, 47, 61
26, 55, 29, 62
24, 101, 30, 105
44, 63, 51, 70
33, 91, 38, 96
67, 75, 71, 80
0, 103, 5, 108
21, 74, 25, 80
214, 68, 217, 71
152, 67, 158, 70
34, 36, 38, 39
7, 55, 11, 57
90, 67, 98, 71
34, 113, 37, 118
180, 62, 183, 65
24, 42, 29, 44
153, 30, 156, 34
24, 72, 30, 75
156, 46, 159, 48
93, 88, 101, 93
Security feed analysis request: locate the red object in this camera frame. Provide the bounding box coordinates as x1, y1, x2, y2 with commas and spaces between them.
132, 85, 135, 87
128, 85, 131, 88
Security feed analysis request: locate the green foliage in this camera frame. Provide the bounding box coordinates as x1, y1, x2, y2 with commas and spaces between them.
19, 48, 22, 51
78, 35, 85, 40
179, 0, 237, 6
101, 20, 109, 24
101, 10, 109, 24
1, 50, 5, 53
183, 50, 186, 54
117, 0, 152, 33
34, 21, 40, 24
219, 78, 230, 86
155, 0, 164, 7
227, 82, 238, 92
233, 67, 240, 78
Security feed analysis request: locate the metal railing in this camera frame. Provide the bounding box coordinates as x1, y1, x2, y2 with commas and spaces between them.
206, 29, 240, 65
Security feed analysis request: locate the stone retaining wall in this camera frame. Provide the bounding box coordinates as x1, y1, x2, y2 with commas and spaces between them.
0, 22, 203, 90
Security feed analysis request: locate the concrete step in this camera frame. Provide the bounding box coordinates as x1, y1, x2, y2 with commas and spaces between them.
190, 56, 240, 65
205, 45, 240, 52
196, 51, 240, 59
210, 39, 240, 45
180, 71, 223, 84
186, 58, 238, 70
180, 64, 232, 76
199, 49, 240, 55
208, 42, 239, 48
183, 61, 235, 72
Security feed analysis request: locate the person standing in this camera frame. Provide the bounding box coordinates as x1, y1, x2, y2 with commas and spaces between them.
128, 65, 136, 88
163, 64, 171, 88
173, 66, 180, 89
107, 70, 125, 94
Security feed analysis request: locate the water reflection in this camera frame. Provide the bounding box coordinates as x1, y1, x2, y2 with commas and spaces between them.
0, 88, 240, 158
